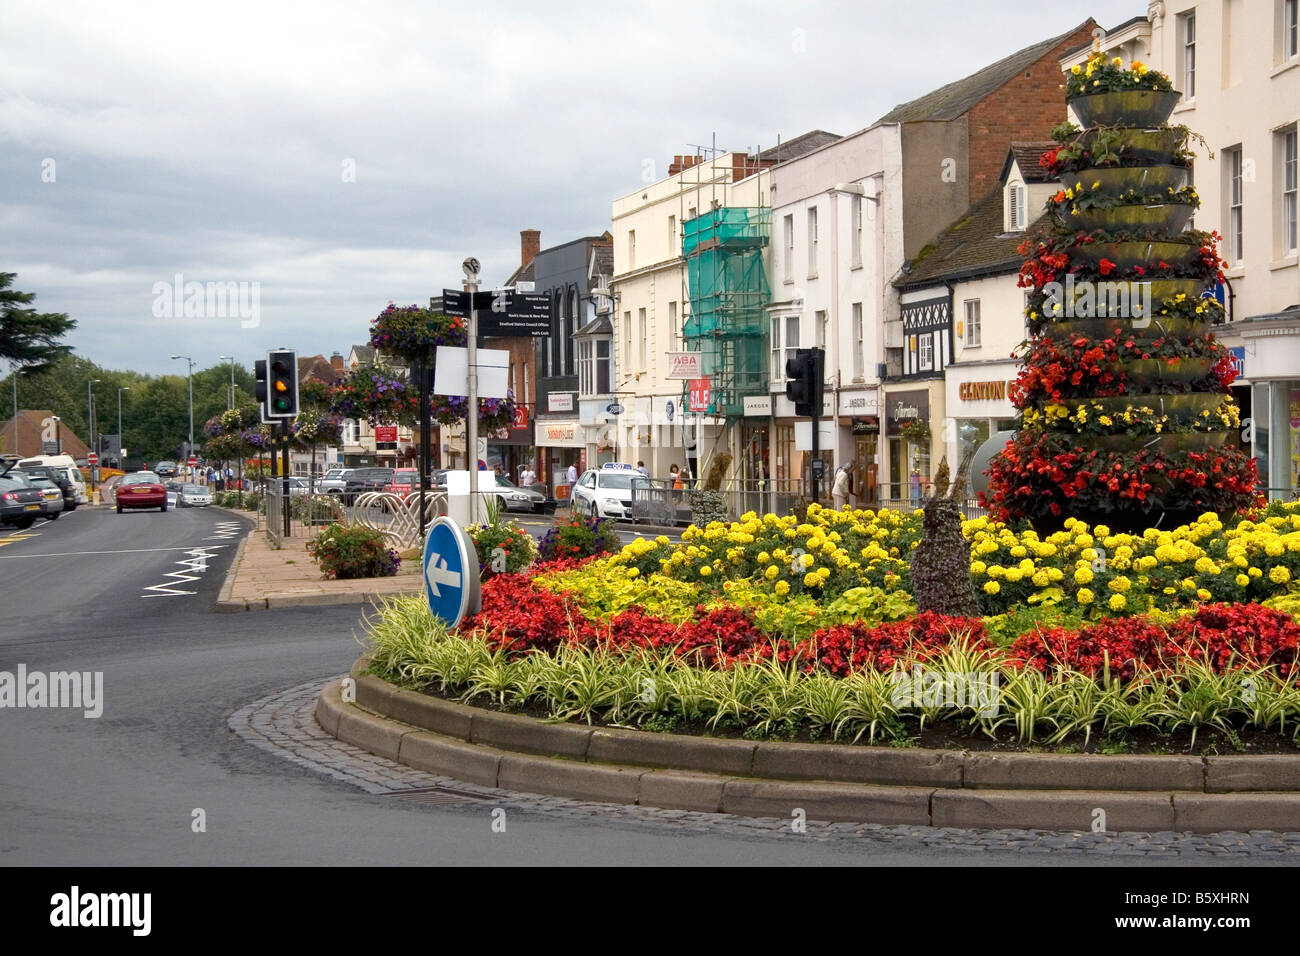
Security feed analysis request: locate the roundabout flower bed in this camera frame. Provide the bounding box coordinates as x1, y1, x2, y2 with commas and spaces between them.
366, 502, 1300, 750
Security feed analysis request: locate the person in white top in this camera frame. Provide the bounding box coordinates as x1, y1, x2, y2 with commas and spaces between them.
832, 463, 853, 510
566, 463, 578, 488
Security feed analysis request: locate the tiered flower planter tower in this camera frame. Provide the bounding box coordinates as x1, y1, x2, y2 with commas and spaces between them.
986, 53, 1259, 530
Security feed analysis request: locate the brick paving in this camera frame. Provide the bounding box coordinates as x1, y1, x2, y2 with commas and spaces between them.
228, 678, 1300, 858
217, 509, 421, 609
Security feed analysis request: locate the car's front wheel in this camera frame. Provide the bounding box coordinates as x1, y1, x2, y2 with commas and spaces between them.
47, 512, 60, 520
160, 500, 168, 512
13, 516, 35, 530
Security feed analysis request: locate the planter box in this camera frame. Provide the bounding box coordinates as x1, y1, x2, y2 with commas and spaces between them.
1090, 431, 1233, 454
1069, 89, 1181, 128
1117, 356, 1215, 387
1065, 202, 1195, 235
1078, 126, 1183, 165
1044, 315, 1212, 342
1058, 392, 1227, 423
1060, 164, 1190, 196
1071, 239, 1201, 270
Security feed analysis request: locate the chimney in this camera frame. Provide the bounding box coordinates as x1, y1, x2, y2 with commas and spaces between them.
520, 229, 540, 268
330, 352, 344, 374
669, 154, 683, 175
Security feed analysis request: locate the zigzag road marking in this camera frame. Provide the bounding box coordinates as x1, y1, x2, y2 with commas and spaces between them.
141, 545, 226, 598
203, 520, 243, 542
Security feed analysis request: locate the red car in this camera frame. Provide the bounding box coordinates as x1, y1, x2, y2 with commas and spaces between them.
385, 467, 420, 498
116, 471, 168, 513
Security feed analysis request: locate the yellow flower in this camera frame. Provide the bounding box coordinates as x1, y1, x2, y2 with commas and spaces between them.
626, 568, 639, 578
803, 572, 821, 588
1077, 588, 1094, 604
774, 581, 790, 596
1270, 566, 1291, 584
984, 580, 1001, 595
1196, 589, 1212, 601
699, 566, 711, 577
1071, 64, 1082, 74
1108, 576, 1131, 593
1235, 574, 1250, 587
756, 552, 770, 564
1075, 566, 1094, 585
971, 560, 987, 575
1108, 594, 1127, 611
765, 564, 780, 580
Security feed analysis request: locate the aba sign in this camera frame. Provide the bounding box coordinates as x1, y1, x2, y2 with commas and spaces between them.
423, 516, 482, 628
442, 289, 551, 338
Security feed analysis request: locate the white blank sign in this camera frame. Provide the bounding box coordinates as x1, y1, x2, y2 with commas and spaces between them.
433, 346, 510, 399
794, 420, 836, 451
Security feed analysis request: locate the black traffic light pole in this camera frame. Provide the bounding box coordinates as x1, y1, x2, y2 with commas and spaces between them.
281, 420, 292, 539
786, 347, 827, 505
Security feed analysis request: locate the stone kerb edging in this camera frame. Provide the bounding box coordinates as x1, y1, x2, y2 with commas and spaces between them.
313, 655, 1300, 832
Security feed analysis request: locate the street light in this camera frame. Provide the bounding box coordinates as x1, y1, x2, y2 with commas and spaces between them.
219, 355, 236, 410
118, 387, 130, 467
170, 355, 195, 469
87, 378, 100, 453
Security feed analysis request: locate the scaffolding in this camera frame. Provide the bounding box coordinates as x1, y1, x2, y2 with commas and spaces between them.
682, 206, 771, 418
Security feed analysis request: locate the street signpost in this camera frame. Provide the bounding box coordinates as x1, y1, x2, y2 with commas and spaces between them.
423, 515, 481, 628
87, 453, 98, 466
442, 289, 551, 338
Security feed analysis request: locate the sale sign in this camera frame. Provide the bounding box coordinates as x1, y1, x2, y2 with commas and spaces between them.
688, 377, 711, 412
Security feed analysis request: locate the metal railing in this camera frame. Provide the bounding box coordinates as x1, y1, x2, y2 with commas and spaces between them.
263, 483, 450, 550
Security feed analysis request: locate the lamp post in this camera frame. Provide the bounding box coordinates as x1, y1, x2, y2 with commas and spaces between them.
171, 355, 195, 471
219, 355, 236, 410
87, 379, 100, 493
118, 387, 130, 467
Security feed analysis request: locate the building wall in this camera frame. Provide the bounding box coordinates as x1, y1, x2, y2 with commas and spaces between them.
900, 118, 971, 260
967, 20, 1099, 199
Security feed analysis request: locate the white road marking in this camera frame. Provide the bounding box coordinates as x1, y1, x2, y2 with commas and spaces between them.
0, 546, 227, 559
142, 547, 222, 598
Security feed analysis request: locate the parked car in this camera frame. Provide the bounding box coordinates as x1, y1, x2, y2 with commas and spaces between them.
318, 468, 354, 496
341, 467, 394, 504
0, 457, 46, 529
569, 463, 645, 520
154, 461, 178, 477
177, 483, 213, 507
481, 473, 546, 513
117, 471, 167, 513
17, 455, 88, 505
20, 473, 65, 519
386, 467, 420, 498
15, 464, 78, 512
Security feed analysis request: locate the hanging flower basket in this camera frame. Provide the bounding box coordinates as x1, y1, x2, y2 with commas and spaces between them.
329, 365, 419, 426
1067, 202, 1196, 235
370, 304, 466, 364
899, 420, 931, 445
1071, 239, 1202, 270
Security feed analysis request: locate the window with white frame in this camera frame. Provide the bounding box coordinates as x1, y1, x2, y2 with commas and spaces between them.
964, 299, 982, 347
807, 206, 819, 277
628, 230, 636, 270
638, 307, 647, 370
1284, 0, 1299, 61
1281, 125, 1298, 256
852, 302, 864, 381
770, 315, 782, 380
623, 311, 632, 373
815, 310, 827, 350
918, 334, 933, 371
784, 315, 800, 373
1006, 182, 1026, 230
1226, 145, 1244, 264
783, 213, 794, 282
578, 340, 593, 395
595, 339, 611, 394
1180, 11, 1197, 100
668, 300, 679, 348
851, 196, 863, 267
344, 420, 360, 444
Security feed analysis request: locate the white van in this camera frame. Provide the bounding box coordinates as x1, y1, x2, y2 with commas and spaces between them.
18, 455, 89, 505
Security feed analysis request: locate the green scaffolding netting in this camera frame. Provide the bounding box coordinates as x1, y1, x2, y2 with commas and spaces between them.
682, 208, 771, 417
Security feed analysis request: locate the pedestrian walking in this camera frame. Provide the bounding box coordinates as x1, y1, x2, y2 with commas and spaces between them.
833, 463, 853, 510
636, 460, 650, 478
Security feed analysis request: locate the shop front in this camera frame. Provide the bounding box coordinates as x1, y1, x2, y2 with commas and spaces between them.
944, 363, 1019, 492
838, 388, 880, 507
1238, 312, 1300, 499
487, 405, 536, 486
537, 418, 584, 499
882, 387, 939, 506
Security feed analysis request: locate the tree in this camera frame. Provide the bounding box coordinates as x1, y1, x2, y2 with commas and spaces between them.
0, 273, 76, 373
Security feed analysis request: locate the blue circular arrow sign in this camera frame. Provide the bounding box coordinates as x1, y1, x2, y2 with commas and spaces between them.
423, 515, 480, 628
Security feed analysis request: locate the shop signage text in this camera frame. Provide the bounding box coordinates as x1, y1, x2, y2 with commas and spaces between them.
957, 380, 1014, 402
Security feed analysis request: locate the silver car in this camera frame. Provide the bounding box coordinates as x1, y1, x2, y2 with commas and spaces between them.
317, 468, 354, 496
488, 474, 546, 513
177, 483, 213, 507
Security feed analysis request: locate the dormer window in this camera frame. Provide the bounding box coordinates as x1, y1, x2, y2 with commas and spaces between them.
1006, 181, 1026, 231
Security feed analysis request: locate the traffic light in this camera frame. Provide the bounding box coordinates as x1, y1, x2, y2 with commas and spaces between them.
266, 349, 299, 417
254, 359, 268, 416
785, 347, 825, 417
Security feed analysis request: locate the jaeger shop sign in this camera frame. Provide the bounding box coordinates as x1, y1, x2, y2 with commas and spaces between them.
958, 380, 1015, 402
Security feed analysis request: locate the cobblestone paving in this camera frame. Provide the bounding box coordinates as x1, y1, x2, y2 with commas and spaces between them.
229, 677, 1300, 859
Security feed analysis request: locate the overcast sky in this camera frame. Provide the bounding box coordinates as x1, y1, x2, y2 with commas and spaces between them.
1, 0, 1144, 377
